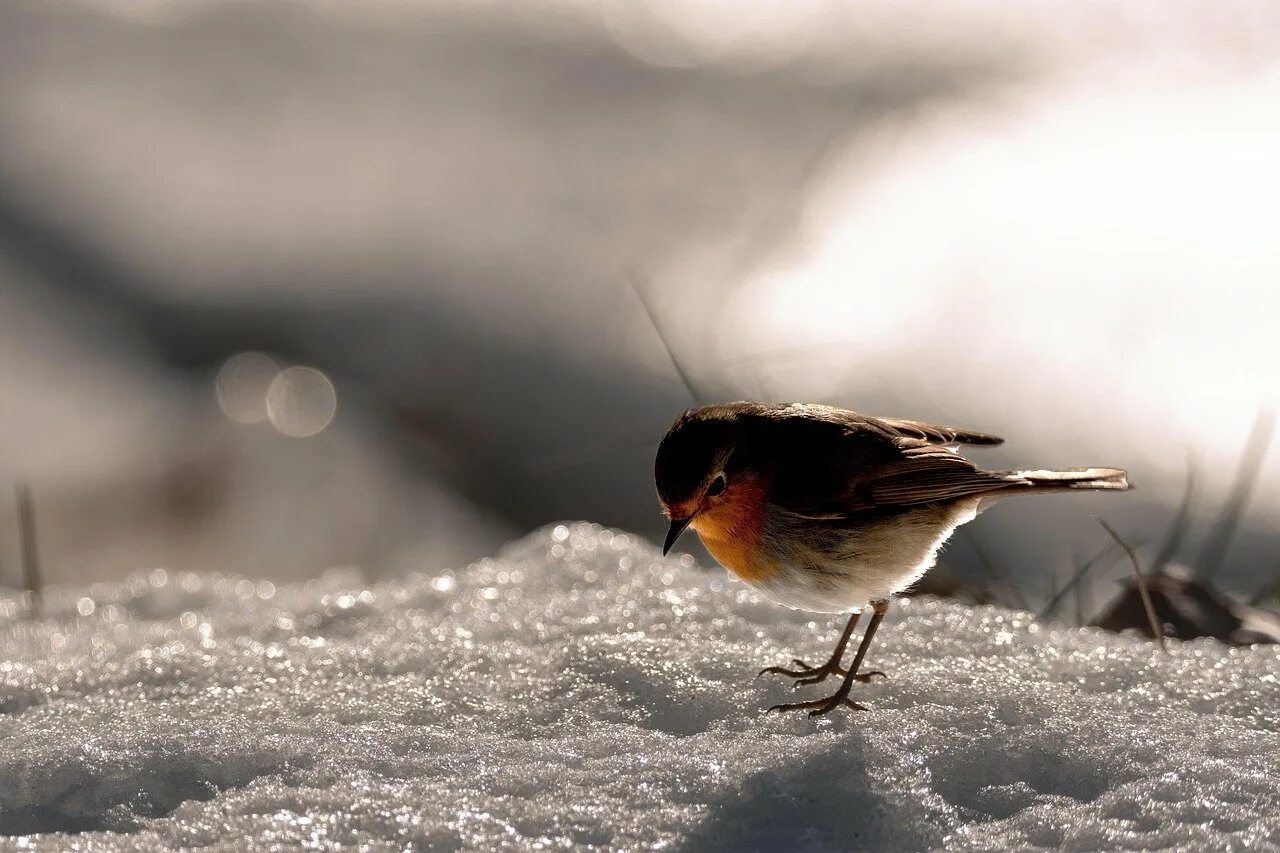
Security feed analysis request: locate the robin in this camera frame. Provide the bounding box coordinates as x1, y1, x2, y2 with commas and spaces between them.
654, 401, 1129, 716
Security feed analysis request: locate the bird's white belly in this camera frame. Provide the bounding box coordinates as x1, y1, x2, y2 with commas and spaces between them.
750, 499, 980, 613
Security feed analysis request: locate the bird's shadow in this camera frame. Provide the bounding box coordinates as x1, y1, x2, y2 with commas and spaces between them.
675, 734, 946, 853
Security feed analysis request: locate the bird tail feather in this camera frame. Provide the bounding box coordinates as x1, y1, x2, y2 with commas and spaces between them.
1000, 467, 1130, 494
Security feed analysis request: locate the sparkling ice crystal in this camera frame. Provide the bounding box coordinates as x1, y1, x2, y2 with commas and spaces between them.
2, 524, 1278, 849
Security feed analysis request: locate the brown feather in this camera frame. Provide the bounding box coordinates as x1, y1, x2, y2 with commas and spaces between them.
870, 416, 1004, 447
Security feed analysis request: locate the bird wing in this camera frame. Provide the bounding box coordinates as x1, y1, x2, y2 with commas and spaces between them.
776, 402, 1004, 447
855, 442, 1018, 509
754, 405, 1018, 518
870, 416, 1004, 448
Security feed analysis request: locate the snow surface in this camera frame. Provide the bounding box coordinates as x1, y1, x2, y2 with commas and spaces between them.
2, 523, 1278, 850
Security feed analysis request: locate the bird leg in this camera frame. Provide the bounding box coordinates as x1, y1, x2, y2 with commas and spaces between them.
769, 599, 889, 716
758, 610, 885, 686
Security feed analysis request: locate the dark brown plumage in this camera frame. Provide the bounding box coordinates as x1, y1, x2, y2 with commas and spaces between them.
655, 401, 1124, 521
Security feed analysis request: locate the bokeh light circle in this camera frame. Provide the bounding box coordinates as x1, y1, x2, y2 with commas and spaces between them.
215, 352, 280, 424
265, 367, 338, 438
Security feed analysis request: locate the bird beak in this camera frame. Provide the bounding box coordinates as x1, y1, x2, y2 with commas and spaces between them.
663, 517, 693, 556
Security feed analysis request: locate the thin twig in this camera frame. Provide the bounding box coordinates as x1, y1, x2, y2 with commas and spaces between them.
15, 482, 42, 616
626, 267, 707, 405
533, 267, 712, 475
1044, 565, 1062, 619
1074, 567, 1088, 627
528, 266, 726, 476
1097, 516, 1165, 651
1195, 410, 1275, 581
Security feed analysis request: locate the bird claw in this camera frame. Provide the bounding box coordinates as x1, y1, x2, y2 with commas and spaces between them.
762, 661, 886, 689
758, 658, 850, 683
769, 667, 887, 707
799, 671, 887, 689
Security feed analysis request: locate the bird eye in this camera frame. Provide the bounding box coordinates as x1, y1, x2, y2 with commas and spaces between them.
706, 475, 726, 497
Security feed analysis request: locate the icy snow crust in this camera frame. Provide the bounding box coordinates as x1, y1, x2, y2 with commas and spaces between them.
2, 524, 1278, 850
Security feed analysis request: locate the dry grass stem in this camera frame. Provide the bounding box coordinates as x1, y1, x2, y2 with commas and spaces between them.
15, 481, 43, 616
1097, 516, 1165, 652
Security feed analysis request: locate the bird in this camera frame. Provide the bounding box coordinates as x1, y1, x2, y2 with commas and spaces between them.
654, 401, 1129, 717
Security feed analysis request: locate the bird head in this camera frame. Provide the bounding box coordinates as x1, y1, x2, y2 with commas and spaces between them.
654, 405, 747, 555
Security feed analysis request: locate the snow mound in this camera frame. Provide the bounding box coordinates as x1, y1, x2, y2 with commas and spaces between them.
2, 523, 1278, 849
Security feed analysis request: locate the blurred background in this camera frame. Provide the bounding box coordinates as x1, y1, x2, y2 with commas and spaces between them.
1, 0, 1277, 619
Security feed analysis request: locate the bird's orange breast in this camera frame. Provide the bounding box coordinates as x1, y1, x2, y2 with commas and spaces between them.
690, 474, 775, 583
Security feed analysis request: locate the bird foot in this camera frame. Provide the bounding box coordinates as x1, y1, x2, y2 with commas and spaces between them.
758, 657, 844, 681
767, 692, 868, 717
758, 658, 886, 688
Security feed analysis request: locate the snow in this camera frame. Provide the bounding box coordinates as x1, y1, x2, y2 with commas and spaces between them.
2, 523, 1278, 850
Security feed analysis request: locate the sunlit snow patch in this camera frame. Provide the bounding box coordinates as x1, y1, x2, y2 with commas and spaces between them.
1, 524, 1278, 849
